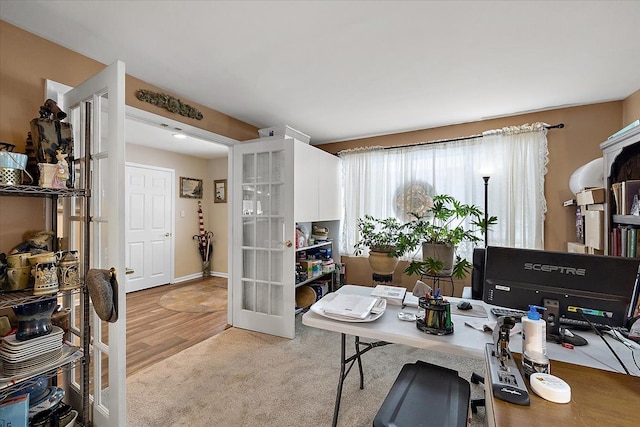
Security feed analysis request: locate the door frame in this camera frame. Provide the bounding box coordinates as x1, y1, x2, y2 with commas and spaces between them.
125, 161, 176, 290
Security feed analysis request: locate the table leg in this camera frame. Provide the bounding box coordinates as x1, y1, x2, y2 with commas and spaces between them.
332, 333, 347, 427
331, 334, 392, 427
355, 336, 364, 389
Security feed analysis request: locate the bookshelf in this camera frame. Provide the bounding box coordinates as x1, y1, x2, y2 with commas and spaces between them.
600, 124, 640, 255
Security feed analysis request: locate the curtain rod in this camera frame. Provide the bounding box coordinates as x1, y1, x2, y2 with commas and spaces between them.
381, 123, 565, 151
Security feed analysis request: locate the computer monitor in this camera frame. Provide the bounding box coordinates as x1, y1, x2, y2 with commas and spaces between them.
482, 246, 640, 329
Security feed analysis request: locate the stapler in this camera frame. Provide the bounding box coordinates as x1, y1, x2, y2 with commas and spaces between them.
484, 316, 530, 406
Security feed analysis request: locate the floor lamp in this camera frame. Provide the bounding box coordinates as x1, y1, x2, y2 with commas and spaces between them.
483, 176, 490, 247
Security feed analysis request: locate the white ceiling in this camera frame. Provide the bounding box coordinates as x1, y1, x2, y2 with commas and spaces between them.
126, 118, 228, 159
2, 1, 640, 151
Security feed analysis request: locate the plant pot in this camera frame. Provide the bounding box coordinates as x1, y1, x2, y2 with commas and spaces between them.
422, 242, 455, 276
368, 250, 399, 275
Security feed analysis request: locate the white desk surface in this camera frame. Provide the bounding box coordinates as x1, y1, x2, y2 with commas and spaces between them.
302, 285, 640, 375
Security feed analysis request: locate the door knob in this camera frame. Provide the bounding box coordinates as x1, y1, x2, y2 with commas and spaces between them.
125, 268, 135, 275
165, 233, 171, 237
284, 240, 293, 248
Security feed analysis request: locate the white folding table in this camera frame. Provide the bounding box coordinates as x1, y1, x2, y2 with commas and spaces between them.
302, 285, 639, 427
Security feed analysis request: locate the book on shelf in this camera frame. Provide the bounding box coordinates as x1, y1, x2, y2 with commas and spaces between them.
610, 225, 640, 258
370, 285, 407, 306
611, 182, 622, 214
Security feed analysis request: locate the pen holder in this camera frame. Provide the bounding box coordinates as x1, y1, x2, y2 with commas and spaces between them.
416, 297, 454, 335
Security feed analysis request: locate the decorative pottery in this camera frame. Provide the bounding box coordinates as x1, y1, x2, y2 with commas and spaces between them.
27, 252, 56, 266
368, 249, 400, 275
33, 261, 59, 295
38, 163, 59, 188
12, 298, 57, 341
6, 252, 30, 268
6, 266, 31, 290
58, 251, 80, 290
422, 242, 455, 276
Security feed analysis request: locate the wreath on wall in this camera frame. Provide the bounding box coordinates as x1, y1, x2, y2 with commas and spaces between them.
393, 181, 435, 221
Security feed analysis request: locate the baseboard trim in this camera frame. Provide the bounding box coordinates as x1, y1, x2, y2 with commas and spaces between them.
173, 271, 228, 283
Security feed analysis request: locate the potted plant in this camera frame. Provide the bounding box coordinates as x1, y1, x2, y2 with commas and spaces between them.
353, 215, 412, 275
403, 194, 497, 279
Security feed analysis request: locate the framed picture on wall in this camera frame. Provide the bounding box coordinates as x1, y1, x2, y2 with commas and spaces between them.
180, 177, 203, 199
214, 179, 227, 203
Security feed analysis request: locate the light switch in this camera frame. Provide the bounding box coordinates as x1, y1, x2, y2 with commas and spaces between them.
180, 210, 185, 218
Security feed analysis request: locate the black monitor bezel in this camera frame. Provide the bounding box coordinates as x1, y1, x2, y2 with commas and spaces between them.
482, 246, 640, 328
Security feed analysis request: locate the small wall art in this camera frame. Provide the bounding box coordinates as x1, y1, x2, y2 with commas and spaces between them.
180, 177, 203, 199
214, 179, 227, 203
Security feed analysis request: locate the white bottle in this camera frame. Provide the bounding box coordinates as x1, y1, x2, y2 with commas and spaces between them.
522, 305, 546, 356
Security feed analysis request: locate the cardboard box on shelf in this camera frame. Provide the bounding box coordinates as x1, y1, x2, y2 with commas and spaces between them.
585, 203, 605, 211
258, 125, 311, 144
587, 247, 604, 255
576, 187, 605, 206
584, 210, 604, 250
567, 242, 588, 254
299, 260, 322, 277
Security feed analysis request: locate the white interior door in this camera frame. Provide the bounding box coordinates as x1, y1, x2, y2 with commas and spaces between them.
62, 60, 126, 427
125, 163, 174, 292
231, 137, 296, 339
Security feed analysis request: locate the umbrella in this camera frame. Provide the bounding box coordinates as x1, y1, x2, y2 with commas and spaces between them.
193, 201, 214, 275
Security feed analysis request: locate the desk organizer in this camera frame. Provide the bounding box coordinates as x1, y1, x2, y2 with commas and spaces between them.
416, 296, 454, 335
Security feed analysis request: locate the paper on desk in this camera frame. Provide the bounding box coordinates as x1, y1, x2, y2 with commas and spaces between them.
370, 285, 406, 306
464, 319, 522, 336
403, 293, 420, 308
322, 294, 379, 319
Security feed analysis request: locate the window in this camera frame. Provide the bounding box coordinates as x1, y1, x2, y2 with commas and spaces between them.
339, 124, 549, 260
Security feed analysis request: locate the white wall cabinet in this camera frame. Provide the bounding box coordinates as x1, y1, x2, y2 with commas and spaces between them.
294, 140, 341, 222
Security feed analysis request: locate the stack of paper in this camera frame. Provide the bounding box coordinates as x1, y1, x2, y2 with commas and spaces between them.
322, 294, 379, 320
370, 285, 407, 306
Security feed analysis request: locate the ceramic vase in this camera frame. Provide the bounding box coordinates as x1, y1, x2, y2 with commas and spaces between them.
12, 298, 57, 341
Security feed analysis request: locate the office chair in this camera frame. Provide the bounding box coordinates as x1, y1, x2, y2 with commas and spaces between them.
373, 361, 471, 427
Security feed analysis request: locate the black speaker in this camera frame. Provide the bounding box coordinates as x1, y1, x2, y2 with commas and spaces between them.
471, 248, 486, 300
543, 298, 560, 337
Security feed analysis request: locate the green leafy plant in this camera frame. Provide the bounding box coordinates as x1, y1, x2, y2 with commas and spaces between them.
353, 215, 413, 258
403, 194, 497, 279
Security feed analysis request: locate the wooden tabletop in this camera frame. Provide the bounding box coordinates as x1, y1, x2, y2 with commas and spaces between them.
487, 354, 640, 427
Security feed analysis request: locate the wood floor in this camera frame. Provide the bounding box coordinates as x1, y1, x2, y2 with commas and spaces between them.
126, 276, 229, 377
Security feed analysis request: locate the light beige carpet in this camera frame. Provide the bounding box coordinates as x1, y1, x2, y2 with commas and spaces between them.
127, 316, 486, 426
157, 282, 227, 313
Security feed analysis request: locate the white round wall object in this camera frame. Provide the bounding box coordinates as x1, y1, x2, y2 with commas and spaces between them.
569, 157, 604, 194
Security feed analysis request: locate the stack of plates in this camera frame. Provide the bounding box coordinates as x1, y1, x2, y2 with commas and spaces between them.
0, 327, 64, 377
29, 386, 65, 418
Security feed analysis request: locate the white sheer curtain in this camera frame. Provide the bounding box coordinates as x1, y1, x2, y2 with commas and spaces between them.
339, 123, 549, 260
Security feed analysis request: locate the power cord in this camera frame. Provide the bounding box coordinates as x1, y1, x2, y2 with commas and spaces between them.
608, 328, 640, 372
578, 310, 630, 375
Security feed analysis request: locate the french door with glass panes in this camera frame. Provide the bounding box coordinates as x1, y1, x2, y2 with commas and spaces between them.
231, 137, 296, 338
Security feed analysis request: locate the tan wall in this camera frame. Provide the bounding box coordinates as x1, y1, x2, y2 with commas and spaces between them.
622, 88, 640, 126
207, 157, 229, 275
321, 103, 628, 291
